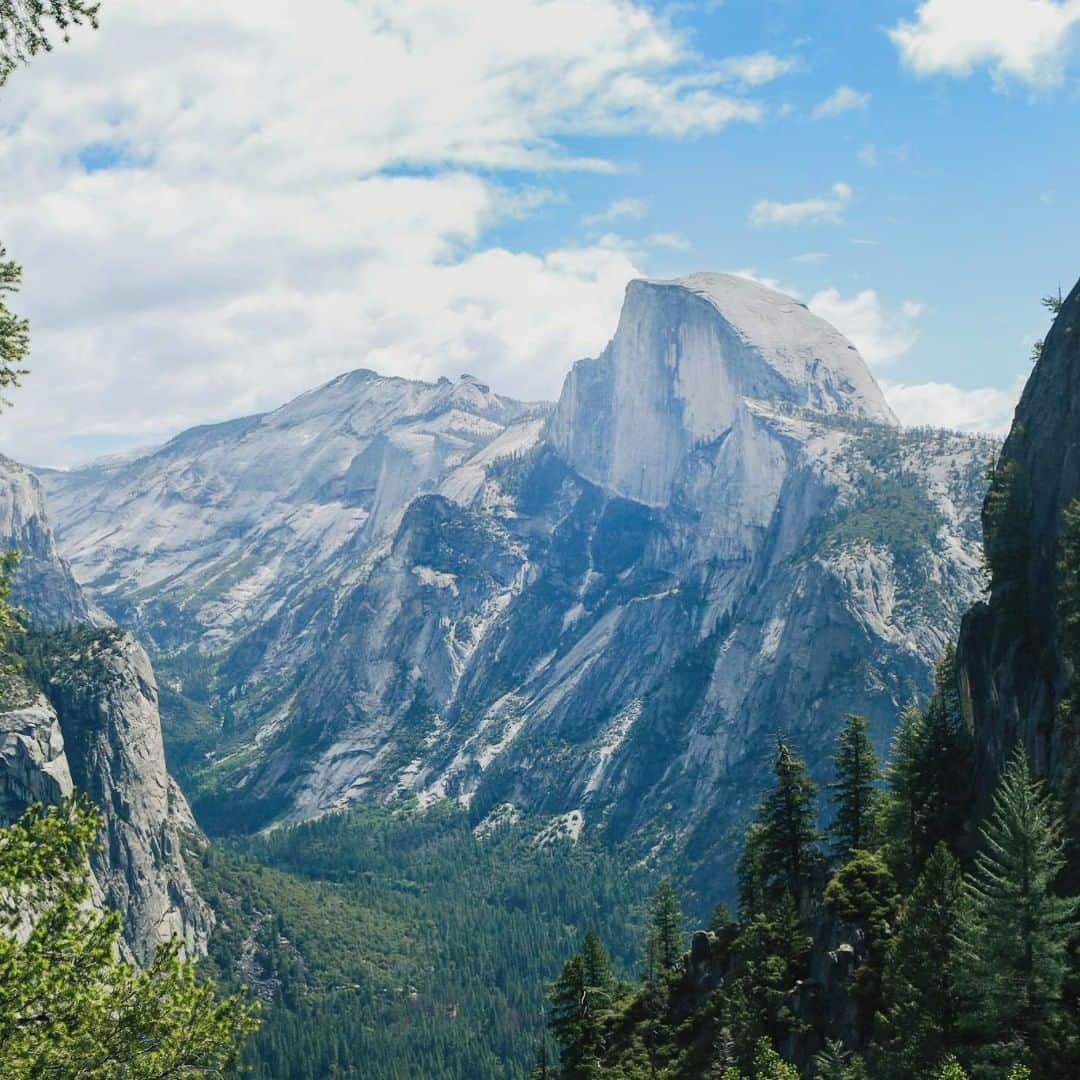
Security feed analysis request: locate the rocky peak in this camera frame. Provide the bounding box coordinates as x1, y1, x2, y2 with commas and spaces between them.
549, 273, 896, 506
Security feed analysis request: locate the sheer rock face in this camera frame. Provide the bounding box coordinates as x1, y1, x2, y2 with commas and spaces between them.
956, 277, 1080, 815
39, 274, 993, 894
550, 275, 896, 506
0, 464, 210, 961
0, 455, 91, 628
0, 636, 212, 961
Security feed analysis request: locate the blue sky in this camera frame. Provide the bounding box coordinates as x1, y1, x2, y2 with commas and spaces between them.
1, 0, 1078, 464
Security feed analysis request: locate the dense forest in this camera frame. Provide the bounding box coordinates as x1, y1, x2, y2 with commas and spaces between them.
192, 802, 655, 1078
541, 648, 1080, 1079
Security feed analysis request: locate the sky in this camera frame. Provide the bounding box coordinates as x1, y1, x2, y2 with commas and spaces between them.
2, 0, 1079, 466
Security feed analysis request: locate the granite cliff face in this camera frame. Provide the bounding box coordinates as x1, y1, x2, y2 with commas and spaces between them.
956, 277, 1080, 822
40, 274, 994, 893
0, 461, 210, 959
0, 455, 91, 628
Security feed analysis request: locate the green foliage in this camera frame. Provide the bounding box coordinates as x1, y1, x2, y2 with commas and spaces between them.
0, 248, 29, 404
0, 549, 24, 678
829, 714, 882, 859
0, 797, 257, 1077
645, 879, 684, 980
873, 843, 968, 1080
937, 1057, 969, 1080
751, 1037, 799, 1079
823, 849, 897, 938
961, 748, 1079, 1074
752, 737, 822, 903
879, 649, 972, 889
0, 0, 99, 86
195, 801, 653, 1079
983, 459, 1030, 587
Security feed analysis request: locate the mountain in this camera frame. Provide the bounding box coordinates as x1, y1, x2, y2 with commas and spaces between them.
39, 273, 995, 894
0, 455, 211, 960
41, 370, 542, 651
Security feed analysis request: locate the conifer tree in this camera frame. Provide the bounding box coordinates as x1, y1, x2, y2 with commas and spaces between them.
873, 843, 967, 1080
548, 930, 615, 1078
756, 737, 822, 902
828, 714, 882, 859
645, 879, 684, 979
962, 749, 1079, 1073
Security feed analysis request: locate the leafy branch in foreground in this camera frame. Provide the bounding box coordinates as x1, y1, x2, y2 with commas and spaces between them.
0, 0, 99, 86
0, 796, 259, 1078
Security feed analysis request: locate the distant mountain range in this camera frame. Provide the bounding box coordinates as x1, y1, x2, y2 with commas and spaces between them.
31, 273, 996, 895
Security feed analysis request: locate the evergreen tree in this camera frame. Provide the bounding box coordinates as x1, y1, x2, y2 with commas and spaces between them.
0, 797, 258, 1076
962, 749, 1079, 1073
756, 736, 822, 902
548, 931, 615, 1078
873, 843, 968, 1080
645, 879, 684, 980
829, 714, 882, 859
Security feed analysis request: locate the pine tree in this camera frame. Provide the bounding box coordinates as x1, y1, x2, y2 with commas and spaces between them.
548, 931, 615, 1078
962, 749, 1079, 1073
829, 714, 882, 859
757, 736, 822, 902
873, 843, 968, 1080
645, 879, 684, 980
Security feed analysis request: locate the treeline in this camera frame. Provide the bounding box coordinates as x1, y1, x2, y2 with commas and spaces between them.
542, 648, 1080, 1079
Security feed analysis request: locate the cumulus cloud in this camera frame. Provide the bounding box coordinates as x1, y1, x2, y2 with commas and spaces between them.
807, 287, 923, 367
882, 377, 1025, 434
749, 182, 853, 227
811, 85, 871, 119
0, 0, 776, 465
890, 0, 1080, 86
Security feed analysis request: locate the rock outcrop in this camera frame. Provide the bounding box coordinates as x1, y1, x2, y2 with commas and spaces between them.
956, 276, 1080, 822
0, 460, 211, 960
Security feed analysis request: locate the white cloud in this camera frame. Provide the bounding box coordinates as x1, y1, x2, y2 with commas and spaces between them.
0, 0, 776, 465
715, 51, 800, 87
890, 0, 1080, 86
646, 232, 690, 250
857, 142, 878, 166
791, 251, 830, 263
584, 198, 649, 227
807, 287, 923, 367
811, 85, 871, 119
749, 182, 853, 227
882, 377, 1025, 434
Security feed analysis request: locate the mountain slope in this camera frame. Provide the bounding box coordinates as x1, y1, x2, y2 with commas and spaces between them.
41, 372, 542, 650
40, 274, 994, 897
